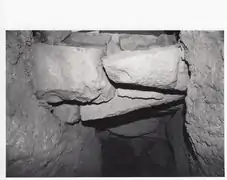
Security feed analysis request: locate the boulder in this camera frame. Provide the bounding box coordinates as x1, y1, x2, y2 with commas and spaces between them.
80, 93, 184, 121
103, 45, 188, 91
31, 43, 116, 104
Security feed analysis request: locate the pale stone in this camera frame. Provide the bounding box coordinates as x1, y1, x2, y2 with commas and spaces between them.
103, 45, 187, 90
175, 59, 190, 91
52, 104, 80, 124
80, 93, 184, 121
119, 34, 157, 51
119, 34, 177, 51
63, 32, 111, 47
117, 89, 164, 100
181, 31, 224, 176
31, 43, 116, 103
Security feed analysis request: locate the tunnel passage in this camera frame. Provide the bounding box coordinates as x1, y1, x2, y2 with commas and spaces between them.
6, 30, 223, 177
83, 99, 188, 177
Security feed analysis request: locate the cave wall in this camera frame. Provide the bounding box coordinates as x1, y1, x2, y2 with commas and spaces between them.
6, 30, 224, 177
6, 31, 102, 177
180, 31, 224, 176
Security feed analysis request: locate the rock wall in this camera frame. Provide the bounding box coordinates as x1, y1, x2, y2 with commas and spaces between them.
6, 31, 102, 177
180, 31, 224, 176
31, 31, 188, 121
6, 30, 224, 177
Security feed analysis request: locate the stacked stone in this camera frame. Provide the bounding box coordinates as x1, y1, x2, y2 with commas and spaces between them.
31, 32, 189, 122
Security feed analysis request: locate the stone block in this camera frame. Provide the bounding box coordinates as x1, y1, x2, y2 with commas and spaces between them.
31, 43, 116, 103
80, 93, 184, 121
103, 45, 188, 90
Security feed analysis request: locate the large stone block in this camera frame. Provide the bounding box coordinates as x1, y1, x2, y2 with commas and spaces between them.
31, 43, 116, 103
80, 93, 184, 121
103, 45, 188, 91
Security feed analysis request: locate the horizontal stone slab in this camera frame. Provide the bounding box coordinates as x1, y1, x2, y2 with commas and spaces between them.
63, 32, 111, 47
31, 43, 116, 103
119, 34, 177, 51
117, 89, 164, 100
103, 45, 188, 90
80, 93, 184, 121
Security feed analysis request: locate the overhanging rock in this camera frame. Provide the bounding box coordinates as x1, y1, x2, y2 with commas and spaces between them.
103, 45, 188, 91
80, 93, 184, 121
31, 43, 116, 103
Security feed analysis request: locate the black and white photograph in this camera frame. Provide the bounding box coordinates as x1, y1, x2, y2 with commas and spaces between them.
2, 0, 226, 178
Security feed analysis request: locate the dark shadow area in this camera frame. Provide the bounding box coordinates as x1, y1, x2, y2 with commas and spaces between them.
98, 119, 178, 177
109, 79, 187, 95
49, 99, 83, 106
83, 99, 184, 130
100, 30, 165, 36
182, 101, 204, 176
100, 135, 139, 177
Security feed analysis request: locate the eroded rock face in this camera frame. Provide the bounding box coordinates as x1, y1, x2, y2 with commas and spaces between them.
6, 31, 102, 177
103, 45, 188, 91
180, 31, 224, 176
31, 43, 116, 104
119, 34, 177, 51
52, 104, 80, 124
63, 31, 111, 47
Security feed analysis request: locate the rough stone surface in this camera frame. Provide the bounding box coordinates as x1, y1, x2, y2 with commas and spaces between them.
63, 32, 111, 47
6, 31, 102, 177
180, 31, 224, 176
117, 89, 164, 100
52, 104, 81, 124
31, 43, 116, 104
80, 93, 185, 121
166, 104, 190, 176
106, 34, 122, 56
119, 34, 177, 51
108, 116, 160, 137
34, 31, 72, 45
103, 45, 188, 91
